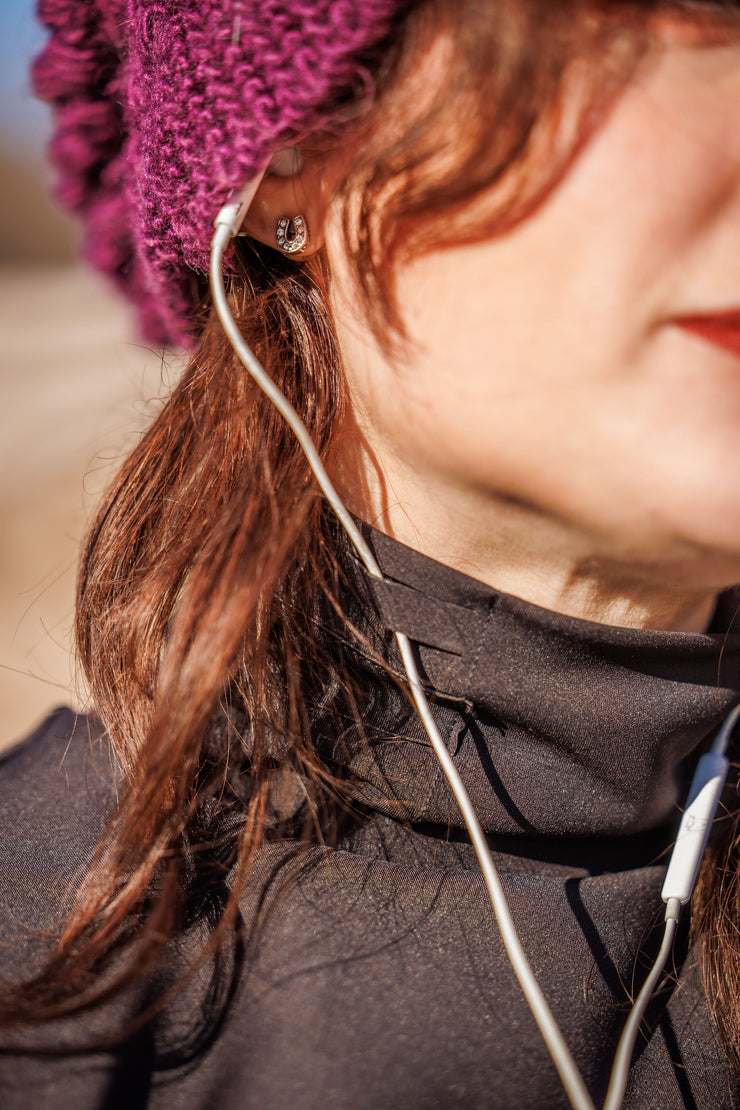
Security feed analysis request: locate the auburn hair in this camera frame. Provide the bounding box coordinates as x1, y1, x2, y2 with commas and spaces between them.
6, 0, 740, 1072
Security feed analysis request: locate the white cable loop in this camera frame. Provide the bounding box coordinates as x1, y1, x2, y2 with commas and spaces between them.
209, 206, 719, 1110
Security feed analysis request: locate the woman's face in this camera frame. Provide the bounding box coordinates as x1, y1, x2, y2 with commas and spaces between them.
329, 28, 740, 611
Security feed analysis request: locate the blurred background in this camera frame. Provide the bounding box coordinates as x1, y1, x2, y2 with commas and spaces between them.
0, 1, 173, 749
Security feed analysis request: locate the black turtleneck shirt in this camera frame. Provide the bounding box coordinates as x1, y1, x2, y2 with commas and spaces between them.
3, 528, 740, 1109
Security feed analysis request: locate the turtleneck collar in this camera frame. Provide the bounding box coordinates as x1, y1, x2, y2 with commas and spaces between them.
331, 525, 740, 845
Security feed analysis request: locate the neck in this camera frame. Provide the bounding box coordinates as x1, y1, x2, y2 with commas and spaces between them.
332, 431, 719, 634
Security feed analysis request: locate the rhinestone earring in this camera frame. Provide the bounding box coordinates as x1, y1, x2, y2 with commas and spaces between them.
275, 215, 308, 255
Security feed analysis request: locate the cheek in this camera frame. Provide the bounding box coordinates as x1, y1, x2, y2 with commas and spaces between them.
380, 307, 740, 549
388, 233, 628, 463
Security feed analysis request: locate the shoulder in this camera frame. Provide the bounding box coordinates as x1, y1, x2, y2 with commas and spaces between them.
0, 708, 120, 943
0, 706, 120, 831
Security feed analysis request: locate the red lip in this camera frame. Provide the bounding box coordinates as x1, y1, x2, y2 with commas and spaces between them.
674, 311, 740, 358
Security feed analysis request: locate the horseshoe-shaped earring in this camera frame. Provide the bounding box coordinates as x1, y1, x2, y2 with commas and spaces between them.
275, 215, 308, 255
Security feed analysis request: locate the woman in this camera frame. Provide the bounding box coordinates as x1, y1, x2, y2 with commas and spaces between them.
2, 0, 740, 1106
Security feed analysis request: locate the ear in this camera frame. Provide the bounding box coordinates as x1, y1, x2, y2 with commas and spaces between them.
239, 148, 327, 256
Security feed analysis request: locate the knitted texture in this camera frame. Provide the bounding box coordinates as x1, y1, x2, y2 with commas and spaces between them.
33, 0, 405, 347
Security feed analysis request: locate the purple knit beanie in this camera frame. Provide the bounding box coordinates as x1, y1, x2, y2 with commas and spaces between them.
32, 1, 407, 348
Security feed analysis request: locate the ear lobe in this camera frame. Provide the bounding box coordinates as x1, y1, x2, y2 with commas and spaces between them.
239, 153, 325, 255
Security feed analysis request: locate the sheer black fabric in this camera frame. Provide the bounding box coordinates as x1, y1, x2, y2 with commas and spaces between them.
2, 529, 740, 1108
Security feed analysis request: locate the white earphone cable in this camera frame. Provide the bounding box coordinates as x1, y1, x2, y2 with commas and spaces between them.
209, 202, 735, 1110
210, 212, 595, 1109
